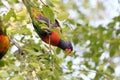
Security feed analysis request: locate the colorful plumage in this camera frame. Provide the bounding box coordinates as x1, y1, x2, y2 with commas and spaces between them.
0, 18, 10, 59
22, 0, 73, 53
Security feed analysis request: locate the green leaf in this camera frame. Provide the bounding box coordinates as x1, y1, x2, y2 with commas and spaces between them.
8, 0, 19, 4
116, 29, 120, 35
108, 66, 114, 73
42, 5, 55, 22
9, 64, 20, 71
103, 72, 113, 80
37, 70, 52, 78
67, 61, 73, 70
0, 60, 6, 67
46, 0, 54, 7
92, 57, 99, 65
94, 73, 102, 80
23, 47, 42, 56
113, 16, 120, 22
107, 22, 115, 28
57, 12, 69, 21
98, 64, 105, 71
0, 71, 9, 78
3, 8, 16, 22
110, 49, 115, 57
30, 62, 40, 67
0, 1, 3, 6
11, 75, 24, 80
9, 25, 32, 35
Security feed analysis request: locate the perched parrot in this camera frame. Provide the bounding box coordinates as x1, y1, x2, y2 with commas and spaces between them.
0, 18, 10, 59
22, 0, 73, 53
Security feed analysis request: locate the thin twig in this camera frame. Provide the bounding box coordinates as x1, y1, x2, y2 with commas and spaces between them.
0, 11, 7, 15
9, 35, 24, 54
48, 18, 54, 71
40, 0, 54, 71
40, 0, 47, 6
9, 36, 21, 49
48, 35, 54, 71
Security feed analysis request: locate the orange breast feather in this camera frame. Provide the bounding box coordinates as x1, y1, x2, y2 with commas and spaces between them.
0, 35, 10, 54
42, 32, 60, 46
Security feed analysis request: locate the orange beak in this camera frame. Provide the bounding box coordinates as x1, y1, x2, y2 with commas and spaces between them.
65, 49, 72, 54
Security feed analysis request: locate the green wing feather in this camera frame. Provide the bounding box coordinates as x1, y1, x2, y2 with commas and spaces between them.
22, 0, 62, 38
22, 0, 47, 38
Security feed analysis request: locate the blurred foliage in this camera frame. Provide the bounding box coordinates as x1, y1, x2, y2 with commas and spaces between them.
0, 0, 120, 80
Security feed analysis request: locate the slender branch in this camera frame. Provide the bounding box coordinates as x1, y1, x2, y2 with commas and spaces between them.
9, 36, 21, 49
0, 11, 7, 15
9, 35, 24, 54
40, 0, 54, 71
48, 35, 54, 71
40, 0, 47, 6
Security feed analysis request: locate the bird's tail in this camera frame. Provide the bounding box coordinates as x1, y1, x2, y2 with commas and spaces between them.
22, 0, 45, 37
22, 0, 42, 22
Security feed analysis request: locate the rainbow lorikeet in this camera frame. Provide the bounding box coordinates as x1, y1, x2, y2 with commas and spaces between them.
22, 0, 73, 53
0, 18, 10, 59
